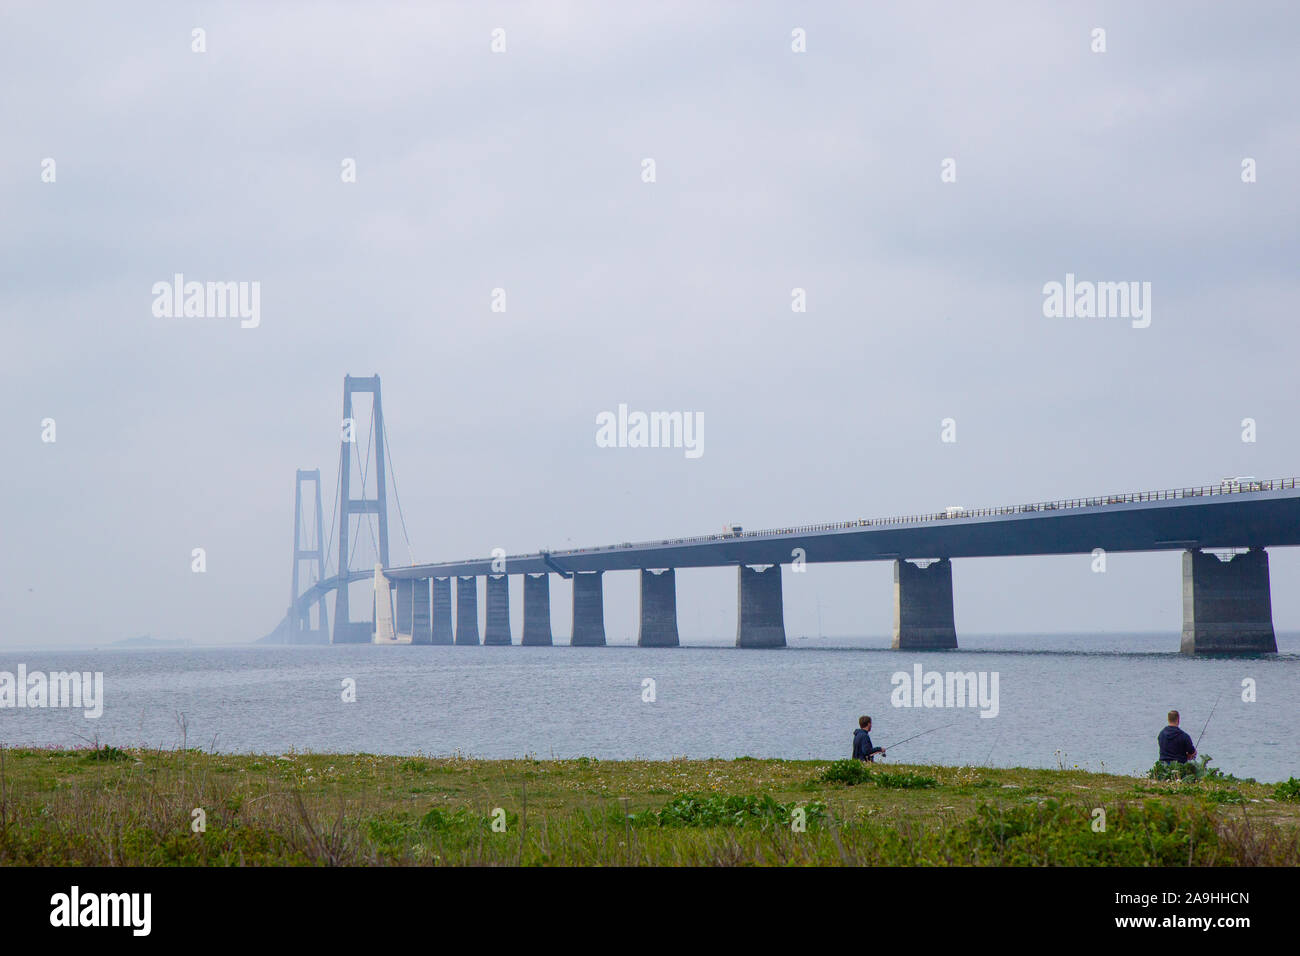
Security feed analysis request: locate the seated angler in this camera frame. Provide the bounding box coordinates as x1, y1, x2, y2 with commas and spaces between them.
1158, 709, 1196, 765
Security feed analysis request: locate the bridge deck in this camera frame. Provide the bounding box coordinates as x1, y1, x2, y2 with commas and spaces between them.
383, 478, 1300, 580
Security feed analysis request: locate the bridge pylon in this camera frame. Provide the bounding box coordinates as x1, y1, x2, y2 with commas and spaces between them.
333, 374, 391, 643
288, 468, 330, 643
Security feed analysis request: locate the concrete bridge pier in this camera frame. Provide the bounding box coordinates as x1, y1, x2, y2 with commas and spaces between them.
892, 558, 958, 649
454, 576, 480, 645
522, 573, 553, 645
484, 574, 512, 645
332, 620, 373, 644
736, 565, 786, 648
411, 578, 432, 644
1181, 549, 1277, 654
638, 569, 680, 647
431, 577, 453, 644
394, 578, 414, 641
571, 571, 607, 646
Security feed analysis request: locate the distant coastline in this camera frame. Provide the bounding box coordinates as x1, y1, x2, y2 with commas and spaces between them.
111, 636, 193, 648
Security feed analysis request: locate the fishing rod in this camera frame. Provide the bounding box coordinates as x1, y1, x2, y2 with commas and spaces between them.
1195, 689, 1225, 750
983, 730, 1003, 767
878, 722, 956, 756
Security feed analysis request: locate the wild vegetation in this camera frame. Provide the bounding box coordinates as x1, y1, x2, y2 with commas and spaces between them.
1, 747, 1296, 866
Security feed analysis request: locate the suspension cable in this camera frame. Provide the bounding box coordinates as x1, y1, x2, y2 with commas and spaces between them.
362, 409, 380, 561
382, 415, 415, 565
347, 407, 378, 571
321, 441, 343, 578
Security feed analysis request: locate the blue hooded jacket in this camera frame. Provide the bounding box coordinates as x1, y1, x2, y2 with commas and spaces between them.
1158, 725, 1196, 763
853, 727, 882, 762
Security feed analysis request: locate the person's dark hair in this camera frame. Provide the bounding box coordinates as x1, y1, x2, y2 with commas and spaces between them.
1168, 710, 1180, 723
859, 715, 871, 728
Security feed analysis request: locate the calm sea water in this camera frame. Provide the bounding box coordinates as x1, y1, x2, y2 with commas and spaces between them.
2, 633, 1296, 782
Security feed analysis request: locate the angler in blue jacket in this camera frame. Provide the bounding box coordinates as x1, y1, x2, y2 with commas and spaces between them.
852, 715, 886, 762
1158, 710, 1197, 764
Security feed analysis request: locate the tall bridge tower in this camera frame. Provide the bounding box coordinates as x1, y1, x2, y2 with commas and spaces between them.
333, 374, 391, 643
288, 468, 330, 643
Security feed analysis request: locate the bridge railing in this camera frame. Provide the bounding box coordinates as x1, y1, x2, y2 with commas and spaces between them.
545, 476, 1300, 554
426, 476, 1299, 567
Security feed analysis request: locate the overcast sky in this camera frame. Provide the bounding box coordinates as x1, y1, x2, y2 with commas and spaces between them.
4, 1, 1299, 648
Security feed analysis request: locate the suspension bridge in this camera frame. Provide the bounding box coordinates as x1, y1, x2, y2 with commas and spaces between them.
263, 375, 1299, 654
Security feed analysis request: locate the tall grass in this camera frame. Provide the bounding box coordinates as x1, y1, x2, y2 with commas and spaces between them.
1, 747, 1296, 866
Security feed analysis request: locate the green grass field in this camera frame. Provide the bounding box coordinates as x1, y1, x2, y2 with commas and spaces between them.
2, 747, 1297, 865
